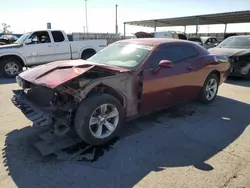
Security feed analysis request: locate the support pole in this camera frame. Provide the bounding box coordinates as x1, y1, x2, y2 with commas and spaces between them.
123, 23, 126, 39
184, 26, 186, 33
224, 23, 227, 34
195, 16, 199, 35
115, 5, 118, 34
154, 21, 157, 32
85, 0, 88, 33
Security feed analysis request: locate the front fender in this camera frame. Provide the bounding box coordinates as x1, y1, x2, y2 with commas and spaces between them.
77, 73, 138, 117
0, 52, 27, 65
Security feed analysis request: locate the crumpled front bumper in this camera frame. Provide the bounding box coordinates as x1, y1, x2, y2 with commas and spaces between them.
11, 89, 53, 128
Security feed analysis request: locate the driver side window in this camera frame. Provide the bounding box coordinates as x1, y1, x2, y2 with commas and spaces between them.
28, 31, 51, 44
205, 38, 212, 44
149, 45, 198, 69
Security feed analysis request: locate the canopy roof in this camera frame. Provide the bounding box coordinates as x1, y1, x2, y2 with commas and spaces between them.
124, 10, 250, 27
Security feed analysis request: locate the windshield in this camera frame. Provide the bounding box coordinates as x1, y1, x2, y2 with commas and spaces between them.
218, 36, 250, 49
14, 32, 31, 44
87, 43, 153, 69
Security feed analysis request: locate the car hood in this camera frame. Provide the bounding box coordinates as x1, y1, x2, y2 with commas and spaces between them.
0, 43, 22, 49
208, 47, 250, 57
18, 59, 130, 89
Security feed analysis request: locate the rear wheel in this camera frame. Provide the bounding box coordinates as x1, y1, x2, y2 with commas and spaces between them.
200, 73, 219, 104
74, 93, 124, 145
0, 58, 23, 78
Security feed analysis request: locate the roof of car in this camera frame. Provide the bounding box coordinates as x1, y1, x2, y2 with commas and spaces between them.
230, 35, 250, 38
117, 38, 193, 46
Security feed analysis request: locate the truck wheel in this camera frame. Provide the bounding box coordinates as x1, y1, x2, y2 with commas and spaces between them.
74, 93, 124, 145
200, 73, 219, 104
81, 50, 96, 60
1, 58, 23, 78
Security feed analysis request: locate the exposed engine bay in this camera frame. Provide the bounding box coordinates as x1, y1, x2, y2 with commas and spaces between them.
12, 66, 138, 137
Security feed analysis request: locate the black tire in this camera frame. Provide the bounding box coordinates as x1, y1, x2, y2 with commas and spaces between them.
74, 93, 124, 145
81, 50, 96, 60
200, 73, 219, 104
0, 58, 23, 78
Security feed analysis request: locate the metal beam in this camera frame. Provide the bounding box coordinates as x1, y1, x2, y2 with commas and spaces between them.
199, 16, 226, 25
154, 21, 157, 31
155, 20, 171, 25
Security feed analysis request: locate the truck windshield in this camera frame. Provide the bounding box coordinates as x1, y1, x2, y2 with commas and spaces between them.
14, 32, 31, 44
88, 43, 153, 69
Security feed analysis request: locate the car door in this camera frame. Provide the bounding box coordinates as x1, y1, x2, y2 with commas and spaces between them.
139, 44, 199, 113
51, 31, 71, 61
23, 31, 56, 65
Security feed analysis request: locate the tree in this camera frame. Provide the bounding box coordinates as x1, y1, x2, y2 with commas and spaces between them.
1, 23, 12, 34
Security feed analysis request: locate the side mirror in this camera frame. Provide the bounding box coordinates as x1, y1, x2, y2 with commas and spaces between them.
159, 60, 173, 68
25, 38, 32, 44
152, 60, 173, 74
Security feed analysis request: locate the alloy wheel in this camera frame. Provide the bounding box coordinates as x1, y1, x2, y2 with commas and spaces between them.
4, 62, 19, 76
89, 103, 119, 139
205, 78, 218, 101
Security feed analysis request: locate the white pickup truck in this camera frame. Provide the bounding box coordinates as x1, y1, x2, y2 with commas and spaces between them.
0, 30, 107, 78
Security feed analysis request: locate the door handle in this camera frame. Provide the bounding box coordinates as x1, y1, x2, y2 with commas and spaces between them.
188, 66, 193, 70
48, 45, 52, 47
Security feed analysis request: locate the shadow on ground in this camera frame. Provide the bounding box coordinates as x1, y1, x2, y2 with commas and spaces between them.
225, 77, 250, 87
2, 96, 250, 188
0, 77, 16, 85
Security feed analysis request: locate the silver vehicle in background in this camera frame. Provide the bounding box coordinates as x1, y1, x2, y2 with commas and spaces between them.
188, 36, 219, 49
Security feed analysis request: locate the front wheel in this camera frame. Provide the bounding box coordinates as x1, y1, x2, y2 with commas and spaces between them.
1, 58, 23, 78
74, 93, 124, 145
200, 73, 219, 104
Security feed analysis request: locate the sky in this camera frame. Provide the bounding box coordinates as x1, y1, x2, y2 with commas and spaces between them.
0, 0, 250, 35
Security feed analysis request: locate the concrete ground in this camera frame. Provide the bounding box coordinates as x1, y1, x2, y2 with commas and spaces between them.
0, 77, 249, 188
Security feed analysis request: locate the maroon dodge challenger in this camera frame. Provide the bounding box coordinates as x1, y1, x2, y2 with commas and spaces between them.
12, 38, 230, 145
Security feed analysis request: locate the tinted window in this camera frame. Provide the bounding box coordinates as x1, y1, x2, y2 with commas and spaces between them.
52, 31, 65, 42
212, 38, 218, 43
150, 45, 198, 68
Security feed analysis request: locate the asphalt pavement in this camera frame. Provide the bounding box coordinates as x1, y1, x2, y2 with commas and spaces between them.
0, 77, 249, 188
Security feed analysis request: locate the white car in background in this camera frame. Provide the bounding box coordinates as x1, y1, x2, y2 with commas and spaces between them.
0, 30, 107, 78
188, 36, 219, 49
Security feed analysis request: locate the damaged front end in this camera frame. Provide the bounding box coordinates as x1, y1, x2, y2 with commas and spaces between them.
12, 66, 122, 136
12, 83, 78, 136
229, 55, 250, 78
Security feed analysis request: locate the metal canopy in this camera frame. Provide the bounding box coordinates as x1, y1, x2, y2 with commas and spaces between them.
124, 10, 250, 28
